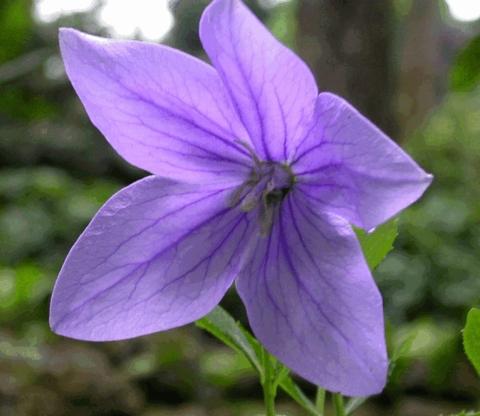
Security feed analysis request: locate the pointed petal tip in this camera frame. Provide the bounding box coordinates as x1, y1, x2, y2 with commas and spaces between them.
48, 178, 251, 344
326, 353, 388, 397
58, 26, 75, 34
58, 27, 87, 57
48, 316, 59, 335
58, 27, 82, 44
58, 27, 73, 35
315, 348, 388, 397
346, 379, 386, 397
415, 170, 434, 199
58, 27, 73, 49
57, 21, 251, 182
296, 92, 434, 231
419, 172, 434, 195
49, 292, 78, 340
49, 320, 77, 341
199, 0, 317, 160
49, 317, 117, 342
237, 196, 388, 398
58, 27, 103, 49
48, 312, 80, 341
424, 172, 434, 183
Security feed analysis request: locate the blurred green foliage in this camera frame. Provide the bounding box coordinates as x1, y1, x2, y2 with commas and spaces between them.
464, 308, 480, 376
0, 1, 479, 415
374, 88, 480, 403
0, 0, 33, 63
377, 88, 480, 322
450, 35, 480, 92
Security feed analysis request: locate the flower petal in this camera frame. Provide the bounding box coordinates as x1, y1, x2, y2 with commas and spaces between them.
236, 191, 388, 396
59, 28, 252, 183
50, 176, 254, 341
199, 0, 317, 161
292, 93, 432, 230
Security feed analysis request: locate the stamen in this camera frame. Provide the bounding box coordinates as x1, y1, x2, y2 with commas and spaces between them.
234, 139, 262, 166
240, 175, 270, 212
229, 151, 295, 235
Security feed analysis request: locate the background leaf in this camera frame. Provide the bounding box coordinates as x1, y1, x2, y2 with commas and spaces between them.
196, 306, 262, 375
355, 219, 398, 269
450, 35, 480, 92
197, 306, 322, 415
0, 0, 32, 63
278, 374, 321, 416
463, 308, 480, 376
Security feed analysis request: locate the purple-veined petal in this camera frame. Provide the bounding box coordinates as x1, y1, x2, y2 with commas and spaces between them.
59, 28, 253, 184
50, 176, 255, 341
236, 191, 388, 396
291, 93, 432, 231
199, 0, 318, 161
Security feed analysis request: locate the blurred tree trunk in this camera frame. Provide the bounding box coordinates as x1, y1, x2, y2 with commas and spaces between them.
296, 0, 396, 137
395, 0, 441, 140
167, 0, 266, 54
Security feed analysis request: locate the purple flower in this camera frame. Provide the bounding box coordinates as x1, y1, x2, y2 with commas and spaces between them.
50, 0, 432, 396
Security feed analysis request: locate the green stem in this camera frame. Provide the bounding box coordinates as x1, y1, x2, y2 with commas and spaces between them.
261, 348, 276, 416
345, 397, 367, 415
315, 388, 325, 415
333, 393, 346, 416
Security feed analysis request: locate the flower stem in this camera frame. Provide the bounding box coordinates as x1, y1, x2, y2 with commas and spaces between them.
333, 393, 346, 416
261, 348, 277, 416
315, 388, 325, 415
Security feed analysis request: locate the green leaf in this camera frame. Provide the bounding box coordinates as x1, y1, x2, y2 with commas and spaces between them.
344, 328, 418, 415
463, 308, 480, 376
240, 325, 265, 368
197, 306, 321, 415
345, 397, 367, 416
355, 219, 398, 269
278, 373, 321, 416
389, 331, 417, 372
0, 0, 33, 63
446, 412, 480, 416
450, 35, 480, 92
196, 306, 262, 375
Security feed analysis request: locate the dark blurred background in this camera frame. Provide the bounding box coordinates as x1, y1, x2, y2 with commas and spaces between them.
0, 0, 479, 415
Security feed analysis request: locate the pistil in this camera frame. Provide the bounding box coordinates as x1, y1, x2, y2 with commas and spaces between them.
230, 160, 295, 235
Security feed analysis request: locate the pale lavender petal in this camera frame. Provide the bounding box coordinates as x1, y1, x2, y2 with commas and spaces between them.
59, 28, 253, 183
50, 176, 254, 341
236, 191, 388, 396
199, 0, 317, 161
292, 93, 432, 230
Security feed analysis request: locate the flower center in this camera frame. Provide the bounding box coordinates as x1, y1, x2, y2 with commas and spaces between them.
229, 161, 295, 235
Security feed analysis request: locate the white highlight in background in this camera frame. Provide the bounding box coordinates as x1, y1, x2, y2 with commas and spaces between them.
99, 0, 173, 41
35, 0, 96, 22
34, 0, 174, 41
445, 0, 480, 22
33, 0, 480, 38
